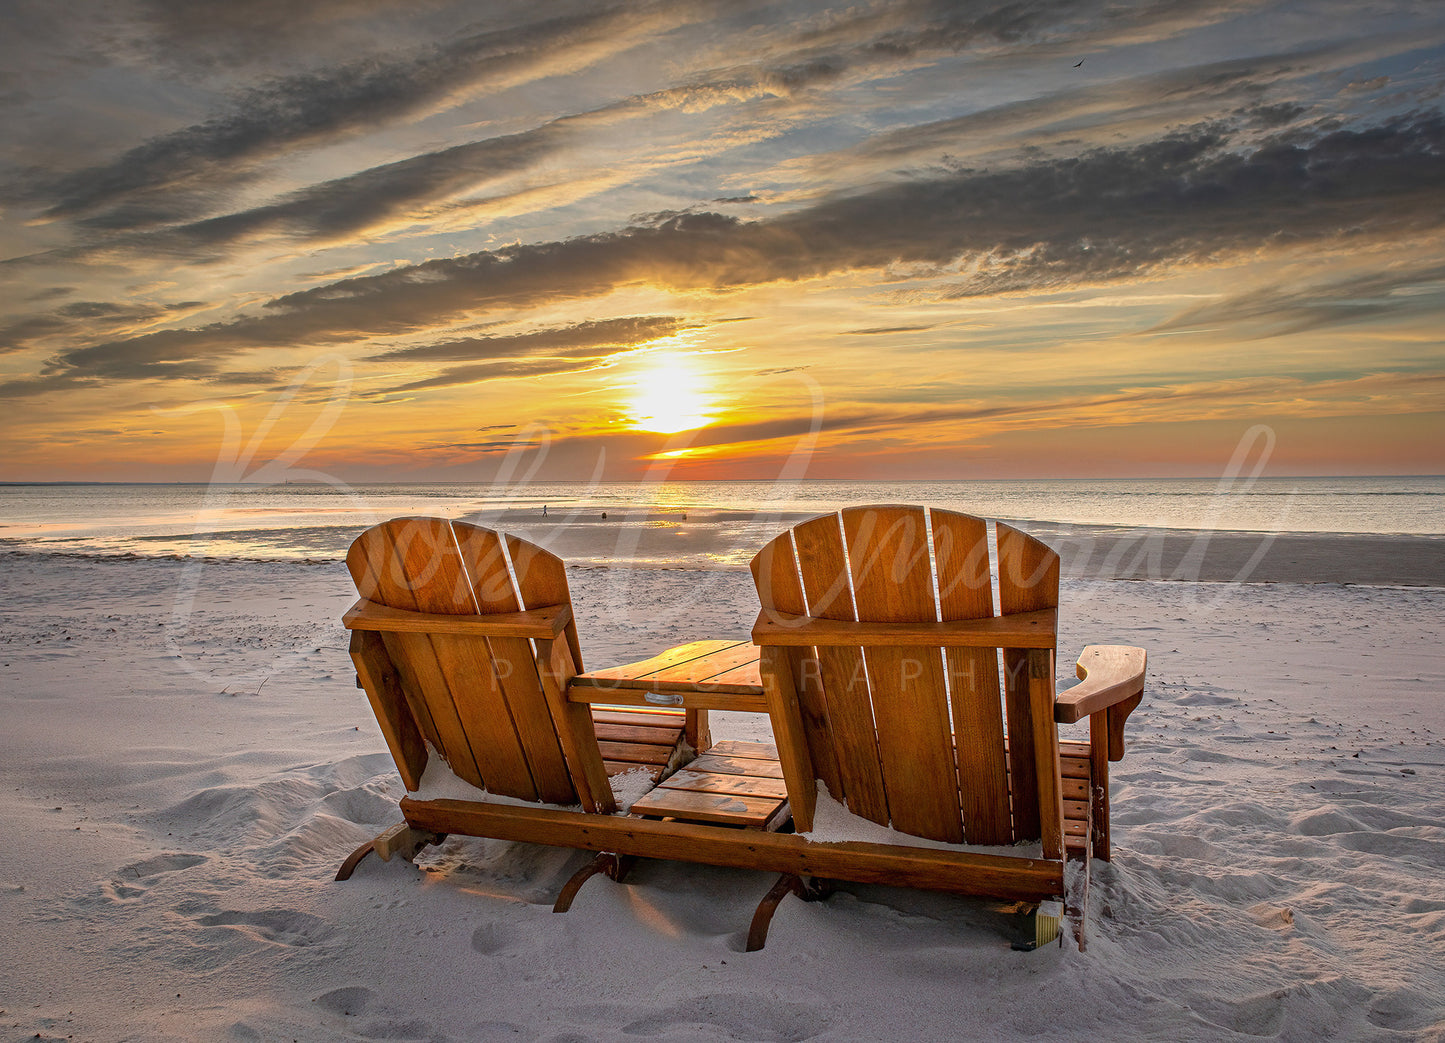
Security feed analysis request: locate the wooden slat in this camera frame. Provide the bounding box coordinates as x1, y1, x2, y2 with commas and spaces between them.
759, 645, 818, 831
506, 533, 584, 673
750, 532, 836, 813
590, 708, 686, 729
400, 797, 1067, 902
595, 741, 672, 765
646, 642, 762, 686
454, 523, 576, 805
604, 760, 663, 778
687, 754, 785, 779
348, 529, 446, 758
1060, 776, 1088, 801
536, 636, 615, 814
707, 739, 778, 760
629, 788, 782, 827
1027, 647, 1065, 861
577, 640, 746, 684
751, 608, 1057, 648
705, 660, 763, 689
660, 770, 789, 799
842, 505, 962, 843
389, 519, 540, 802
350, 521, 488, 790
997, 522, 1061, 843
349, 629, 427, 791
592, 722, 683, 746
343, 598, 571, 638
932, 508, 1012, 846
792, 512, 890, 826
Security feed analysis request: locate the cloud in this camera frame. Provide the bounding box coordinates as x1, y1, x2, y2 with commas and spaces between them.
24, 113, 1445, 392
368, 315, 686, 362
1147, 262, 1445, 338
10, 4, 689, 224
370, 356, 616, 396
0, 299, 200, 354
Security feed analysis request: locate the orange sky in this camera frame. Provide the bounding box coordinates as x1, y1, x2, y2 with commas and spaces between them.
2, 1, 1443, 482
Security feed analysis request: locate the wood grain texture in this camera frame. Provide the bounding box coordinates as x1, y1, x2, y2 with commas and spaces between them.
535, 636, 615, 813
750, 532, 841, 797
455, 522, 576, 804
759, 645, 817, 831
659, 770, 789, 799
349, 629, 427, 791
349, 520, 487, 789
628, 788, 783, 827
842, 505, 962, 843
1026, 648, 1065, 860
997, 522, 1060, 843
791, 512, 889, 826
931, 508, 1012, 846
399, 797, 1067, 902
1054, 645, 1147, 724
750, 608, 1056, 648
506, 533, 584, 673
343, 598, 571, 638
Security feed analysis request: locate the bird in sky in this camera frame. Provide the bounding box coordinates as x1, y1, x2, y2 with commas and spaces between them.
1074, 58, 1085, 67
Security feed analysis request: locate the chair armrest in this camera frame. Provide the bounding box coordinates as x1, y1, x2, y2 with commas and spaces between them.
342, 597, 572, 639
751, 608, 1056, 649
1053, 645, 1146, 724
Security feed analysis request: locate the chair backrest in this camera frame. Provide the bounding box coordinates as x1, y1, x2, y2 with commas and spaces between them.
346, 517, 606, 808
750, 505, 1061, 847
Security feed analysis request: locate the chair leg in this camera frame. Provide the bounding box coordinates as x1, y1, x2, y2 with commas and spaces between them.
553, 852, 636, 913
335, 838, 378, 881
1011, 900, 1064, 951
335, 823, 446, 881
1068, 848, 1091, 952
746, 874, 833, 951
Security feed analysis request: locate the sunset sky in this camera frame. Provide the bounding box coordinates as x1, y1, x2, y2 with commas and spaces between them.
2, 0, 1443, 483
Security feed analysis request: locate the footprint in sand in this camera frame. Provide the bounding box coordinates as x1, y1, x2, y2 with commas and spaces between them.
194, 908, 336, 946
118, 852, 209, 879
104, 852, 208, 901
470, 922, 519, 955
314, 986, 374, 1016
620, 993, 827, 1042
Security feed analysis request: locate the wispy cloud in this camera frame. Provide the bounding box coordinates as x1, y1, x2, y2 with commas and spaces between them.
22, 114, 1445, 394
7, 4, 696, 225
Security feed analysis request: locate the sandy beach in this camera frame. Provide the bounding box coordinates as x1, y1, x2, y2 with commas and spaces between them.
2, 538, 1443, 1042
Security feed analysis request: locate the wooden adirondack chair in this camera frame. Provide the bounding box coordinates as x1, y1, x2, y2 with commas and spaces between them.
336, 516, 788, 889
337, 511, 1143, 951
748, 505, 1146, 948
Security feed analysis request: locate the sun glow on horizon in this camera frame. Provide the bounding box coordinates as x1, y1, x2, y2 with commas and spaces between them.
625, 357, 716, 434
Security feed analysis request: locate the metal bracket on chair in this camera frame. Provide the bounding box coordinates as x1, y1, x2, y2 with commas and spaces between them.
335, 823, 447, 881
553, 852, 636, 912
746, 873, 834, 951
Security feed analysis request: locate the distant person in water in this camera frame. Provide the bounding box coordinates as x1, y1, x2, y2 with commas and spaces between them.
542, 505, 547, 516
602, 512, 607, 520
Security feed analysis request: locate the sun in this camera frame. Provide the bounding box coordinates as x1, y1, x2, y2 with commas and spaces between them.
626, 357, 715, 433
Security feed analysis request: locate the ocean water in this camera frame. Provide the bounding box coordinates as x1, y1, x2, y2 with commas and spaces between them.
0, 477, 1440, 568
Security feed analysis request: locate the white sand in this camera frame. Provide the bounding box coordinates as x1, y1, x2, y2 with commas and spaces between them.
1, 551, 1443, 1041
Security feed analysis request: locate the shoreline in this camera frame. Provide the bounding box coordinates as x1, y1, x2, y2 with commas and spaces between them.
5, 524, 1444, 587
